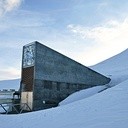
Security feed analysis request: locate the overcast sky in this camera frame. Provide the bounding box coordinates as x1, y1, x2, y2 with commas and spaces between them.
0, 0, 128, 80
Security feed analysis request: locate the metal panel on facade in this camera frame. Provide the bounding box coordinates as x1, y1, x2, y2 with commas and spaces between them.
21, 66, 34, 91
21, 92, 33, 110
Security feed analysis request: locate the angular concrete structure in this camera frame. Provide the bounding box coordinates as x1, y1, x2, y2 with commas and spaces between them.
20, 41, 110, 111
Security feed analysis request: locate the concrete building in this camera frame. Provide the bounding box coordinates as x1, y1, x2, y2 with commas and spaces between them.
20, 41, 110, 111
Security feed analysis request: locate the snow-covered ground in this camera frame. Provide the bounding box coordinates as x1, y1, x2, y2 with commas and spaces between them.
59, 85, 107, 106
0, 49, 128, 128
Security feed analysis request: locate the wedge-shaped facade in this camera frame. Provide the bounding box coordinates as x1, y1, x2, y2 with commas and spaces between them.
20, 41, 110, 111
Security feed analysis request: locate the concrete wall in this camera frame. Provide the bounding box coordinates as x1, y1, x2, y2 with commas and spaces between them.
31, 42, 110, 110
34, 42, 110, 85
33, 79, 94, 110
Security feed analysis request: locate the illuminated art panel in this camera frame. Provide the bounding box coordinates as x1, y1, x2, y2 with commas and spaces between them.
23, 44, 35, 67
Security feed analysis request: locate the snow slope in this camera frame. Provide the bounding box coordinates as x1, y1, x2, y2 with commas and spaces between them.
59, 85, 107, 106
0, 78, 128, 128
91, 48, 128, 86
0, 49, 128, 128
91, 48, 128, 74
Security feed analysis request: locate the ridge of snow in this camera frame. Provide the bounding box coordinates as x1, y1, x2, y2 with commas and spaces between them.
59, 85, 107, 106
91, 48, 128, 86
91, 48, 128, 74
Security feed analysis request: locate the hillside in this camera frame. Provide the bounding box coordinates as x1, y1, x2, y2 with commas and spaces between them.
91, 48, 128, 86
0, 79, 20, 91
91, 48, 128, 73
0, 49, 128, 128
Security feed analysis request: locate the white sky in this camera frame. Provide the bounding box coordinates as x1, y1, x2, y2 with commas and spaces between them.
0, 0, 128, 80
